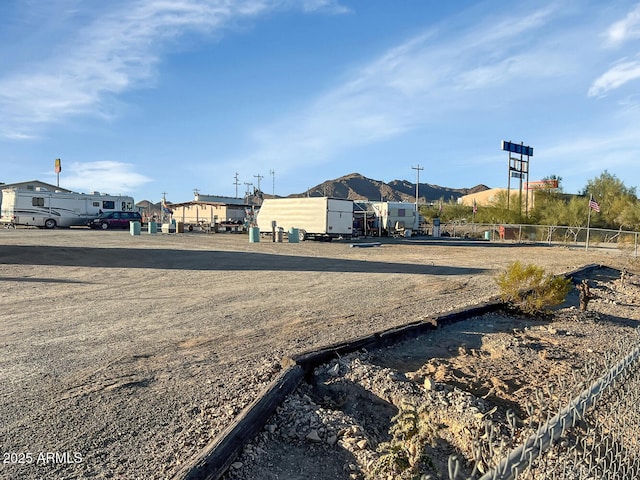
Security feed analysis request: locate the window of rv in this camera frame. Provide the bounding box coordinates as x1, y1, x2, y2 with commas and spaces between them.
92, 202, 100, 207
32, 197, 45, 207
102, 201, 115, 210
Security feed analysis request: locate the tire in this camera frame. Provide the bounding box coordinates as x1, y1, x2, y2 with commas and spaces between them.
298, 229, 307, 242
101, 222, 109, 230
44, 218, 57, 229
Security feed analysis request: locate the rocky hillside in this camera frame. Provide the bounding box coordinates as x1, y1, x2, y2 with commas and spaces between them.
289, 172, 488, 203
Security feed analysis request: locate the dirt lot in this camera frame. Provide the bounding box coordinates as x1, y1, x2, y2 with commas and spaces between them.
0, 229, 638, 479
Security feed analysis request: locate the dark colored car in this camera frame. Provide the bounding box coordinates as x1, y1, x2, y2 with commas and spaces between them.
87, 211, 142, 230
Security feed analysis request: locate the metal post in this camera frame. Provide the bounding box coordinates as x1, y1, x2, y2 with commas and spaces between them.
254, 174, 264, 193
412, 164, 424, 214
586, 201, 592, 251
269, 169, 275, 196
234, 173, 240, 198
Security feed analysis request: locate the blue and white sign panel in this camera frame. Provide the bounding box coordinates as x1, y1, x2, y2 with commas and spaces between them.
502, 140, 533, 157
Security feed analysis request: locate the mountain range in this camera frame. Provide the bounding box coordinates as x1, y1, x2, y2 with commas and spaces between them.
140, 173, 490, 210
287, 172, 489, 203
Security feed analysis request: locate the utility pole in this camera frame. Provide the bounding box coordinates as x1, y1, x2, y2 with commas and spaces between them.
269, 169, 275, 196
253, 174, 264, 193
233, 173, 240, 198
411, 164, 424, 212
161, 191, 168, 222
244, 182, 253, 199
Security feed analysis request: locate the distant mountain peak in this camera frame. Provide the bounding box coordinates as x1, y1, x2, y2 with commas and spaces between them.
290, 172, 489, 202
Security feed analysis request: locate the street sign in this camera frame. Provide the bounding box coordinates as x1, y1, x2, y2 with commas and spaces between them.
511, 172, 524, 179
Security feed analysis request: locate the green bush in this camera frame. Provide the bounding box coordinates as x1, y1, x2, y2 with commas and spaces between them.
495, 261, 571, 315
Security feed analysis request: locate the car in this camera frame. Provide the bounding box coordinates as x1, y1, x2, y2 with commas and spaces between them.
87, 211, 142, 230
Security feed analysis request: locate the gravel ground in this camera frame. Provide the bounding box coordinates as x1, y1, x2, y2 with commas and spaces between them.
0, 228, 638, 479
225, 268, 640, 480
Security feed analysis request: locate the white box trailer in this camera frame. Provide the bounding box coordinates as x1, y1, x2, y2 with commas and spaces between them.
256, 197, 353, 241
0, 187, 135, 229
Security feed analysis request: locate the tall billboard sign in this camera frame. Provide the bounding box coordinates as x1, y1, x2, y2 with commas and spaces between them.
501, 141, 533, 157
54, 158, 62, 187
502, 141, 533, 218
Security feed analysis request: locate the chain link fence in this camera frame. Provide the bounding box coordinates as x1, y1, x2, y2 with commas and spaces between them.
445, 330, 640, 480
435, 222, 640, 257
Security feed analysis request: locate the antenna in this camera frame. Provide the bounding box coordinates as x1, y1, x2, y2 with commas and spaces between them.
233, 173, 240, 198
269, 169, 275, 196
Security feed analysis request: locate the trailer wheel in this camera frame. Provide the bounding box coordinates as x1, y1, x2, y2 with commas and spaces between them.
44, 218, 57, 229
298, 229, 307, 242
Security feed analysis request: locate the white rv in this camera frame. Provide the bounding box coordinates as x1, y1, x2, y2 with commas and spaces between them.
0, 187, 135, 229
369, 201, 419, 236
256, 197, 353, 241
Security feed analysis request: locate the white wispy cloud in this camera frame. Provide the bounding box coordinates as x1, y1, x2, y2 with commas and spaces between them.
227, 4, 565, 175
588, 59, 640, 97
605, 3, 640, 46
59, 161, 152, 195
297, 0, 352, 14
0, 0, 349, 140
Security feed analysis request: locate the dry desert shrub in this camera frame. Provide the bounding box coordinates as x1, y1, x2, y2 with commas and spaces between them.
495, 261, 571, 315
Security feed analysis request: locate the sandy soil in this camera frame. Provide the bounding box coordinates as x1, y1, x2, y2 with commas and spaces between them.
0, 228, 638, 479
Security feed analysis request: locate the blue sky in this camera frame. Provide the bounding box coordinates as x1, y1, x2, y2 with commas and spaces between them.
2, 0, 640, 203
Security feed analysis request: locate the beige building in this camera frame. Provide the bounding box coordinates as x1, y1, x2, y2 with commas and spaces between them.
169, 200, 251, 230
459, 188, 536, 208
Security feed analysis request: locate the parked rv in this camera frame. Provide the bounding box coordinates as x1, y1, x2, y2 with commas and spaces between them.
256, 197, 353, 241
0, 187, 135, 229
369, 201, 419, 237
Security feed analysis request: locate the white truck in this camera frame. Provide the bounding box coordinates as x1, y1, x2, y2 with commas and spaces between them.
256, 197, 353, 241
0, 187, 135, 229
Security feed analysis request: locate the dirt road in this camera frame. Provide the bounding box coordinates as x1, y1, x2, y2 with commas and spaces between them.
0, 229, 636, 479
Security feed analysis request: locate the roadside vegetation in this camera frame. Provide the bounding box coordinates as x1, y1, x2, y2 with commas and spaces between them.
421, 171, 640, 231
495, 261, 572, 315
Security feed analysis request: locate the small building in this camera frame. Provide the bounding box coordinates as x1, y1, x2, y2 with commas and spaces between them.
169, 200, 252, 232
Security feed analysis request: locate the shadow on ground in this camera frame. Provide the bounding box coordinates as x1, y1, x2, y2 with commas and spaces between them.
0, 245, 487, 275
